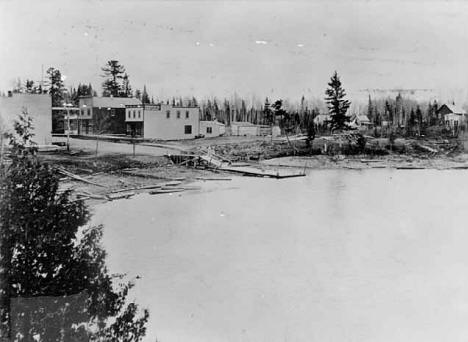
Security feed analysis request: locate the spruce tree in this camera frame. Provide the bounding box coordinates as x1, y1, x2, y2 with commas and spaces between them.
0, 112, 148, 341
46, 67, 65, 107
101, 60, 126, 97
141, 86, 150, 104
325, 71, 351, 131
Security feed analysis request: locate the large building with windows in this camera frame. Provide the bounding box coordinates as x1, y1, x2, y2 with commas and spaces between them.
78, 96, 142, 135
125, 103, 200, 140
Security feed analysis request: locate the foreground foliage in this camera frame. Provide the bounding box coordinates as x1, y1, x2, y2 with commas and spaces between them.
0, 112, 148, 341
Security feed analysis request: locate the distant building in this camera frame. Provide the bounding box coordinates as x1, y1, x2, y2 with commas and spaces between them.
349, 114, 372, 129
437, 103, 467, 131
230, 122, 271, 136
199, 120, 225, 137
78, 96, 142, 135
125, 103, 200, 140
0, 93, 52, 145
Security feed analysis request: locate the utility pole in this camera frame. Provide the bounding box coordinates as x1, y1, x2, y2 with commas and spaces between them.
65, 104, 71, 152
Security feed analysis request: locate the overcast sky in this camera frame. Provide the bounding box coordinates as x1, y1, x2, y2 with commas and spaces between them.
2, 0, 468, 104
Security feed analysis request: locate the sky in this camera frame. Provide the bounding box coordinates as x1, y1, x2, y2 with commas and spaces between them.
2, 0, 468, 105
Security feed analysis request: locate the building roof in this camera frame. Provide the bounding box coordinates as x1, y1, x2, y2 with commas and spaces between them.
441, 103, 466, 115
200, 119, 225, 125
354, 114, 371, 123
85, 96, 142, 108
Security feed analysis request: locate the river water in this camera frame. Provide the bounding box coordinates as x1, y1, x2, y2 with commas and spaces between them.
92, 169, 468, 342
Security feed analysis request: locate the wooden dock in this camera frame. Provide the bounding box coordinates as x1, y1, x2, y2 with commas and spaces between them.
167, 153, 305, 179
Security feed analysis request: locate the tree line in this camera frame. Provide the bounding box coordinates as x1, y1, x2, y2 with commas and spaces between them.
8, 61, 451, 137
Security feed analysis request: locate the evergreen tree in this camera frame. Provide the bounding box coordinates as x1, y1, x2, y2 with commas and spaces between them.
101, 60, 126, 97
240, 100, 247, 122
0, 112, 149, 341
134, 89, 142, 100
46, 67, 65, 107
213, 99, 219, 121
325, 71, 351, 131
263, 97, 273, 125
272, 100, 288, 131
121, 73, 132, 98
224, 100, 231, 126
367, 94, 374, 123
141, 86, 150, 104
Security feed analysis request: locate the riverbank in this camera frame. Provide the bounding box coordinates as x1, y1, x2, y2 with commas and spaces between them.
39, 152, 230, 205
37, 134, 468, 205
262, 154, 468, 170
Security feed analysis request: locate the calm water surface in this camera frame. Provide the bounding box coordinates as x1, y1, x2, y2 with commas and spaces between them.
92, 169, 468, 342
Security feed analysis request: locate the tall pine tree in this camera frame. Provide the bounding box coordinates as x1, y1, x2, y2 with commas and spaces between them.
325, 71, 351, 131
101, 60, 126, 97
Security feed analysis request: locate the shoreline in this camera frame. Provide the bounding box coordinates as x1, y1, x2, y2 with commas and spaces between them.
38, 149, 468, 206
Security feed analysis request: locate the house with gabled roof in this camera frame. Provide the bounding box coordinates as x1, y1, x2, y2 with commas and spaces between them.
349, 114, 372, 130
437, 103, 467, 131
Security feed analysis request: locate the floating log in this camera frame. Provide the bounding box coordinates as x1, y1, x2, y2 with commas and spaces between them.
120, 170, 185, 181
107, 192, 135, 200
79, 190, 108, 200
162, 181, 182, 187
396, 166, 425, 170
149, 188, 185, 195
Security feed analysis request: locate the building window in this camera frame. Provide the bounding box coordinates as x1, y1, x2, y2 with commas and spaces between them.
206, 127, 212, 134
138, 110, 141, 118
166, 110, 170, 119
184, 125, 192, 134
81, 109, 85, 116
87, 108, 91, 116
185, 111, 189, 119
133, 110, 136, 118
177, 110, 181, 119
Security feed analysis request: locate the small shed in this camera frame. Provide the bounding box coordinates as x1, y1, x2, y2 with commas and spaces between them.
199, 120, 225, 137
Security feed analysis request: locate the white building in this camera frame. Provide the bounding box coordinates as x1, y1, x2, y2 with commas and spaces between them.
230, 122, 271, 136
0, 93, 52, 145
125, 103, 200, 140
199, 120, 225, 137
437, 103, 467, 130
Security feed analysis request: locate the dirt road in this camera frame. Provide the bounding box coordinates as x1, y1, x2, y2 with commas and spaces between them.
53, 137, 181, 156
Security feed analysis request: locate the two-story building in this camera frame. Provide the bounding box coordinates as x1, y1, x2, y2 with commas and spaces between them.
125, 103, 200, 140
78, 96, 142, 135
